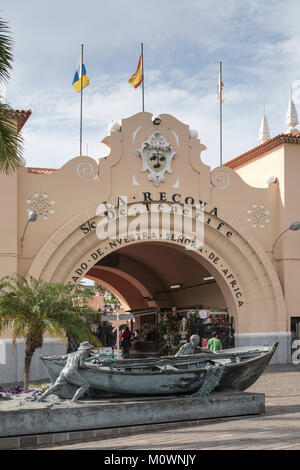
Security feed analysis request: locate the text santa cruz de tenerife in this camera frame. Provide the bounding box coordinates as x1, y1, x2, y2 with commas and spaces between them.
71, 192, 244, 308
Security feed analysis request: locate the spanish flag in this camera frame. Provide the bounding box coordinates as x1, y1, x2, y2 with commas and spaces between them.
128, 54, 143, 89
72, 58, 90, 93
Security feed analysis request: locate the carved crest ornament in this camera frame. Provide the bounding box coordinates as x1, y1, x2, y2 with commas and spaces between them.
136, 132, 176, 186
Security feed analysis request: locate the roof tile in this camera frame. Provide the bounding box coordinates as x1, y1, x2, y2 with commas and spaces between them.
224, 133, 300, 169
27, 167, 56, 175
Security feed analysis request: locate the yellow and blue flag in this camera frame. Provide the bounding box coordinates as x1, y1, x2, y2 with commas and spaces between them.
72, 58, 89, 93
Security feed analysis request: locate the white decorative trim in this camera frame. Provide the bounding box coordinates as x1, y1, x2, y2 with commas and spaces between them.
235, 332, 290, 338
189, 129, 198, 138
108, 121, 121, 133
132, 126, 142, 144
234, 332, 291, 364
265, 174, 277, 184
169, 128, 179, 147
285, 98, 299, 130
172, 176, 180, 188
259, 115, 270, 143
132, 174, 140, 186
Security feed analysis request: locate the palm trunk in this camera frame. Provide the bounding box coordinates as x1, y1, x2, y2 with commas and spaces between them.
24, 332, 43, 392
24, 353, 33, 392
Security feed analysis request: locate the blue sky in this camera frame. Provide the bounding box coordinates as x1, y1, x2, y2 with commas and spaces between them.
2, 0, 300, 169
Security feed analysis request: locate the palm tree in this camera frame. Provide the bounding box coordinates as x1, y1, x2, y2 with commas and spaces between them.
0, 17, 24, 174
0, 275, 101, 391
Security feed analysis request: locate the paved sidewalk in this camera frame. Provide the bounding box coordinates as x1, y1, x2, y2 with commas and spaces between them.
40, 364, 300, 450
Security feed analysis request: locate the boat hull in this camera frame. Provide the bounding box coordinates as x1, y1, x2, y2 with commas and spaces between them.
40, 343, 278, 398
41, 359, 208, 398
216, 345, 276, 391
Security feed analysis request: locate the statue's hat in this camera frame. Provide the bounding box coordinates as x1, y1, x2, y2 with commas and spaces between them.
78, 341, 94, 351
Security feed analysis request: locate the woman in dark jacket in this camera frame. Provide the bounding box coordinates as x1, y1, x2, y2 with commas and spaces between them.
122, 327, 132, 358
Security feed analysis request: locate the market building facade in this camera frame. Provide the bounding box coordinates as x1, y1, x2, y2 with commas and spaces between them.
1, 109, 300, 379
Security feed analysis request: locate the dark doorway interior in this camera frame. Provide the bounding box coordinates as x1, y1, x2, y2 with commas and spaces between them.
291, 317, 300, 341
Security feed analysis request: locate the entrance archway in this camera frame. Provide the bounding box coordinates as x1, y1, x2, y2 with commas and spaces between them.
86, 267, 151, 312
28, 200, 286, 338
84, 241, 231, 339
86, 242, 228, 309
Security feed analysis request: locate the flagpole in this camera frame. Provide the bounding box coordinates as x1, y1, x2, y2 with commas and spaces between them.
219, 61, 223, 166
80, 44, 84, 156
141, 42, 145, 112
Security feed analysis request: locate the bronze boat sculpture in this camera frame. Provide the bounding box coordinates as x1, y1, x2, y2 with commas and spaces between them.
40, 342, 278, 400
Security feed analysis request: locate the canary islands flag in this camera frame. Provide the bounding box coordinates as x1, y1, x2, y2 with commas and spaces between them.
72, 58, 89, 93
128, 54, 143, 89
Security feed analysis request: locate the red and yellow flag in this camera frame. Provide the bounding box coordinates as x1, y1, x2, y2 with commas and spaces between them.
128, 54, 143, 89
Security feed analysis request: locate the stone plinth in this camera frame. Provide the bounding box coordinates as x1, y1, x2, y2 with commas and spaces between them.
0, 392, 264, 439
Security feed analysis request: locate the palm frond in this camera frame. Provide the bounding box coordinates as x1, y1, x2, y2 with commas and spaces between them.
0, 274, 102, 347
0, 100, 24, 174
0, 18, 13, 83
0, 18, 24, 175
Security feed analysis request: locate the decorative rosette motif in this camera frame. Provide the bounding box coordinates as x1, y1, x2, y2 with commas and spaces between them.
26, 193, 55, 221
247, 204, 270, 228
211, 171, 230, 189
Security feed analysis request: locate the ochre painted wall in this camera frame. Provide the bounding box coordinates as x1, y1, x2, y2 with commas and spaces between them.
0, 112, 292, 339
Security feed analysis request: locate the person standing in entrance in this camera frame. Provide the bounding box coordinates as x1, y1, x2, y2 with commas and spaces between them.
122, 326, 132, 358
207, 332, 223, 352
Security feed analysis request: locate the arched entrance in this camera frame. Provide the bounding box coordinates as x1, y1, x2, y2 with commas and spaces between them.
28, 200, 286, 349
85, 241, 228, 310
83, 240, 233, 349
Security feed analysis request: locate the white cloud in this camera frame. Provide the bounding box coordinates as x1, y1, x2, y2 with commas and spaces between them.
2, 0, 300, 170
19, 67, 271, 170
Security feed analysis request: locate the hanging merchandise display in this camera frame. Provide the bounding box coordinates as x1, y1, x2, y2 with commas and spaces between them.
190, 311, 235, 349
157, 315, 182, 356
126, 306, 235, 357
